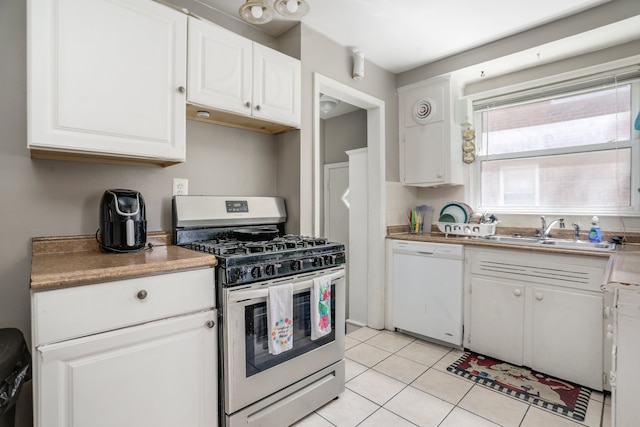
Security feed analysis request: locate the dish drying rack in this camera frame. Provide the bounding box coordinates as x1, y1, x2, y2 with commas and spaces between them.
437, 222, 497, 237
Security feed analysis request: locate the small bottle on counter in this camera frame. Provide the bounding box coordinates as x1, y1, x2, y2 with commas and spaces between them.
589, 216, 603, 243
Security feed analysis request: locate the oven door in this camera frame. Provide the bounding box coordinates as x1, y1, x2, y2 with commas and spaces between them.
223, 267, 345, 415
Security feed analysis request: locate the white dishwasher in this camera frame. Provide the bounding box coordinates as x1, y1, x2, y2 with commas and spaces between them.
391, 240, 464, 346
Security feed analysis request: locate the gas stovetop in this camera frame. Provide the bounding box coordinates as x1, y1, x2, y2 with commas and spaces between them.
172, 195, 346, 286
186, 235, 345, 286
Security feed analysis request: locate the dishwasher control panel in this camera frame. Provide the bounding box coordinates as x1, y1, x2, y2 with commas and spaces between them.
391, 240, 464, 259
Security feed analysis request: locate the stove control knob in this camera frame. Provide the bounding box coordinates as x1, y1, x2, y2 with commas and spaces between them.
265, 264, 277, 276
291, 260, 303, 271
324, 255, 336, 265
312, 257, 324, 267
251, 266, 262, 279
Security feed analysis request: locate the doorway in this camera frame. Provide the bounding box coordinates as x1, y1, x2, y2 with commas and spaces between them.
312, 73, 386, 329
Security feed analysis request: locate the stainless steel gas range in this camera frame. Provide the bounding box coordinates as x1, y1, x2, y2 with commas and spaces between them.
173, 196, 346, 427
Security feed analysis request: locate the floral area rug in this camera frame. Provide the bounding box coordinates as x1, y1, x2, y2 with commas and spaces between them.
447, 352, 591, 421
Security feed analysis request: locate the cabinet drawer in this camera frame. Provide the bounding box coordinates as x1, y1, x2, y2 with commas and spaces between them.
33, 268, 214, 346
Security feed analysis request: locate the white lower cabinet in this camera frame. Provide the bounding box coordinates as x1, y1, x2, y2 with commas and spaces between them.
466, 248, 607, 390
530, 286, 603, 390
32, 268, 217, 427
469, 277, 524, 366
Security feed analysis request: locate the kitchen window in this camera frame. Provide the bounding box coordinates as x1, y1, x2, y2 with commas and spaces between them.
472, 68, 640, 215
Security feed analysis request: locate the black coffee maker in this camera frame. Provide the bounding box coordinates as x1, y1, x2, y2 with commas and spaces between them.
99, 189, 147, 252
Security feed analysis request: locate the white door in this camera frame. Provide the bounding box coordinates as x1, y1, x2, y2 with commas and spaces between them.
187, 17, 252, 116
469, 276, 525, 366
531, 286, 603, 390
29, 0, 187, 161
36, 310, 217, 427
324, 163, 349, 246
324, 163, 350, 315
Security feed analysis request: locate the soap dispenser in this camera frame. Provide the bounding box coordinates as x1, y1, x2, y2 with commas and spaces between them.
589, 216, 603, 243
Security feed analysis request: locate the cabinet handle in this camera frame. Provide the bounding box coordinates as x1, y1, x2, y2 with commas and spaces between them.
535, 292, 543, 301
513, 289, 522, 297
255, 105, 261, 111
177, 86, 186, 93
245, 101, 251, 108
206, 320, 215, 329
137, 290, 148, 300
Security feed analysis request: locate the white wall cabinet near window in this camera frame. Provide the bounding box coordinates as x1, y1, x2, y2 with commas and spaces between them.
465, 247, 608, 390
28, 0, 187, 166
187, 17, 301, 132
31, 268, 217, 427
398, 77, 463, 187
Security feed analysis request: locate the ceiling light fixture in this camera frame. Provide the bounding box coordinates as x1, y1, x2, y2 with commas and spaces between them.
239, 0, 274, 25
274, 0, 309, 18
239, 0, 309, 25
319, 95, 340, 115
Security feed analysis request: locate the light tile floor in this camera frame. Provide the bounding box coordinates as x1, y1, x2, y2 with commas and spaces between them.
293, 327, 611, 427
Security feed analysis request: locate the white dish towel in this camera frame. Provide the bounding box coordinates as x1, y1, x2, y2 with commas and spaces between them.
267, 283, 294, 355
311, 275, 332, 340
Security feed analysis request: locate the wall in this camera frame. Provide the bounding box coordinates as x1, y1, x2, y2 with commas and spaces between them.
393, 0, 640, 234
323, 109, 367, 164
397, 0, 640, 87
297, 24, 398, 234
0, 1, 279, 342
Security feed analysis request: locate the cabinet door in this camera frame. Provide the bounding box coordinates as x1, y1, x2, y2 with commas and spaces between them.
469, 276, 525, 366
29, 0, 187, 162
187, 17, 252, 116
401, 122, 445, 185
252, 44, 301, 127
35, 310, 217, 427
531, 287, 603, 390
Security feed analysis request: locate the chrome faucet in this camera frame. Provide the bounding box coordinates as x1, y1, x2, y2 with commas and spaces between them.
540, 216, 565, 239
572, 223, 580, 241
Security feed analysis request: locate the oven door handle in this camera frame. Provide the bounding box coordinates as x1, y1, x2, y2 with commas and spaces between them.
227, 270, 345, 303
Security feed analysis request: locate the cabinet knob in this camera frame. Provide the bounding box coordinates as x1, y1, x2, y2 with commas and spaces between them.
137, 290, 148, 300
177, 86, 186, 93
245, 101, 251, 108
206, 320, 215, 329
436, 172, 443, 178
255, 105, 261, 111
535, 292, 543, 301
513, 289, 522, 297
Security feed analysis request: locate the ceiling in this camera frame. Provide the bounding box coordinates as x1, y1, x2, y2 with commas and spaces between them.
193, 0, 640, 81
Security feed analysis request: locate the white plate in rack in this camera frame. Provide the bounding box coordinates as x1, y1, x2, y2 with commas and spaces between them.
439, 202, 469, 223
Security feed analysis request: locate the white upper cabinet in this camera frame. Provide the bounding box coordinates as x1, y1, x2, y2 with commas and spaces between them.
28, 0, 187, 166
398, 77, 463, 187
187, 17, 301, 131
251, 43, 301, 127
187, 17, 252, 116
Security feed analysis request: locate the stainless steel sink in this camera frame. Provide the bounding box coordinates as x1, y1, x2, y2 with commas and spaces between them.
537, 238, 616, 251
474, 235, 616, 252
481, 235, 539, 244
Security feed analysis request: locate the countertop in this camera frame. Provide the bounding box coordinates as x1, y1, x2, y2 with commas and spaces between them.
604, 252, 640, 287
30, 232, 217, 290
387, 225, 640, 258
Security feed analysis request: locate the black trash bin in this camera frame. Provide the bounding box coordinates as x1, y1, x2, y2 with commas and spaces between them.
0, 328, 31, 426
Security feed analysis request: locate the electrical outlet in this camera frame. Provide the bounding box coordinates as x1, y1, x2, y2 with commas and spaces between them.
173, 178, 188, 196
